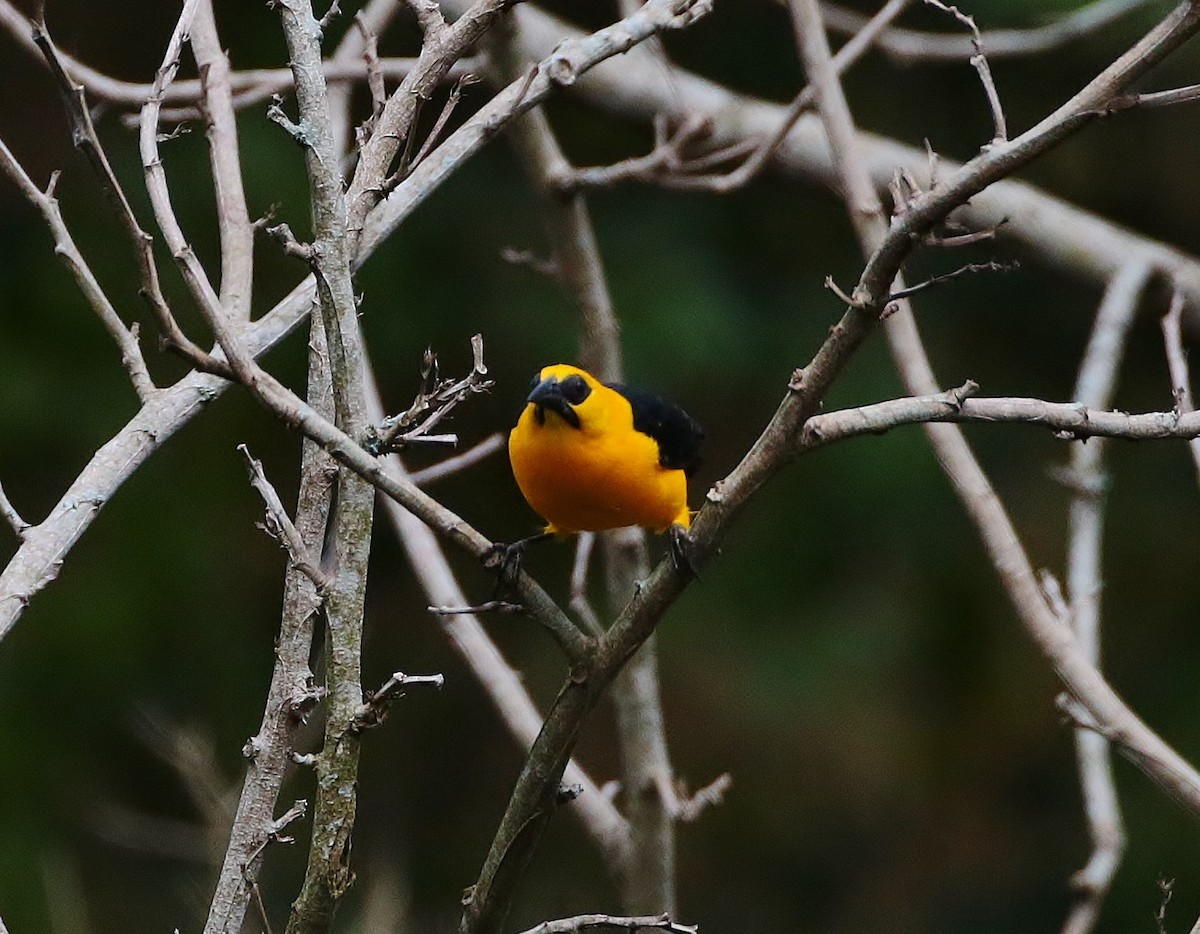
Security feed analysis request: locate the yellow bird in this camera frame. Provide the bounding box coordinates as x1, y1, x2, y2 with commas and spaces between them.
508, 364, 704, 537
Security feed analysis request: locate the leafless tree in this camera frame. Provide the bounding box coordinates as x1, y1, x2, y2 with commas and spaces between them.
4, 1, 1200, 932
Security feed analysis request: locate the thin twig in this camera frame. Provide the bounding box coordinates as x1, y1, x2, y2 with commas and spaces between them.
429, 600, 524, 615
238, 444, 333, 594
354, 671, 445, 729
568, 532, 605, 637
1160, 285, 1200, 486
376, 335, 494, 450
884, 259, 1017, 304
921, 0, 1007, 143
1105, 82, 1200, 112
0, 479, 30, 539
515, 914, 697, 934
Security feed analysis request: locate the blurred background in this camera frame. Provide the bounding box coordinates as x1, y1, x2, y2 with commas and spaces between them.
2, 0, 1200, 931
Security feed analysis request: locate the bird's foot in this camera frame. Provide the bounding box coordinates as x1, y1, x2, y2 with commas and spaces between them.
482, 530, 553, 597
669, 525, 701, 580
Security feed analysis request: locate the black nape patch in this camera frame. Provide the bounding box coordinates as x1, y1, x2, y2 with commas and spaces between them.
606, 382, 705, 475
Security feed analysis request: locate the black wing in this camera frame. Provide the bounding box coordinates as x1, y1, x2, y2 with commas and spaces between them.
606, 382, 705, 476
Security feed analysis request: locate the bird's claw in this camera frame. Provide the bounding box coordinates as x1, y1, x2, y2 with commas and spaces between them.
483, 540, 527, 596
483, 530, 553, 597
669, 525, 700, 580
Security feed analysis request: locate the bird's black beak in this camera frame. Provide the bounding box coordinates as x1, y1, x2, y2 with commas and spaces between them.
527, 378, 581, 429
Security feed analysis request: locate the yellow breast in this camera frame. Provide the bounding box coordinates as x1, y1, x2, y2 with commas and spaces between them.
509, 395, 690, 535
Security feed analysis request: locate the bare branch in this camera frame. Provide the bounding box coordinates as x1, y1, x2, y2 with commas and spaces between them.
1160, 286, 1200, 486
921, 0, 1007, 143
1105, 82, 1200, 113
562, 0, 912, 194
352, 10, 388, 145
568, 532, 604, 637
673, 773, 732, 823
238, 444, 333, 594
136, 0, 236, 350
354, 671, 445, 729
515, 915, 697, 934
883, 259, 1017, 306
204, 309, 333, 934
376, 335, 494, 451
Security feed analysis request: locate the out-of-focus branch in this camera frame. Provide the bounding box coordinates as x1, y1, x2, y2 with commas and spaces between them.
819, 0, 1159, 63
0, 136, 155, 401
557, 0, 911, 195
327, 0, 408, 157
1160, 287, 1200, 485
1057, 262, 1149, 934
409, 433, 506, 486
0, 0, 475, 114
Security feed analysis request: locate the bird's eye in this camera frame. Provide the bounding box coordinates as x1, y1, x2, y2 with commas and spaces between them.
559, 374, 591, 405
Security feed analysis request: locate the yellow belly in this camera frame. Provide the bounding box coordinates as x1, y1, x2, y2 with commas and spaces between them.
509, 408, 690, 534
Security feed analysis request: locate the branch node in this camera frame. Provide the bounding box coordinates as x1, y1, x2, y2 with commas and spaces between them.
354, 670, 445, 729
